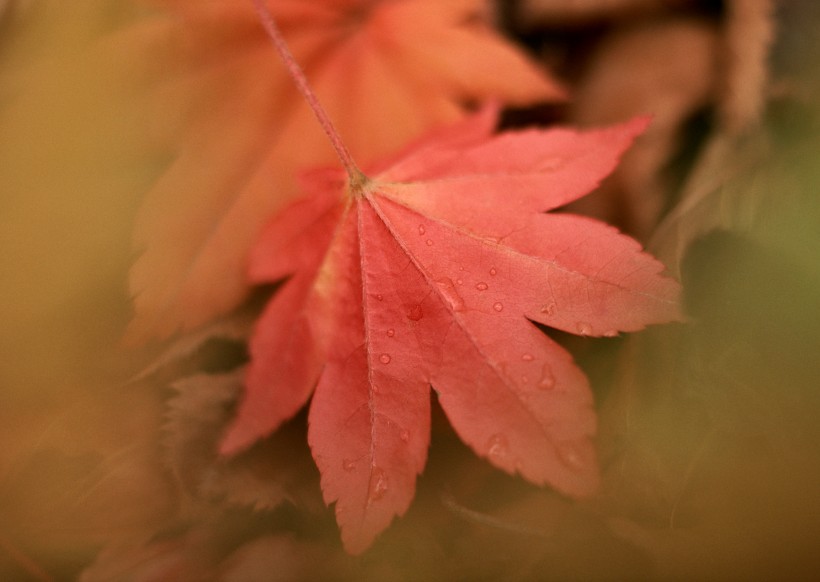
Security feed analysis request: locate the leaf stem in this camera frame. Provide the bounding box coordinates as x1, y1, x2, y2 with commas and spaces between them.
251, 0, 365, 185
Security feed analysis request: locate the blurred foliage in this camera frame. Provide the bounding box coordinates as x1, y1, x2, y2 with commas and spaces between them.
0, 2, 171, 579
596, 2, 820, 579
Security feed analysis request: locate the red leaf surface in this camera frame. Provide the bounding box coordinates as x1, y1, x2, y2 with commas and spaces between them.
221, 109, 681, 553
124, 0, 564, 341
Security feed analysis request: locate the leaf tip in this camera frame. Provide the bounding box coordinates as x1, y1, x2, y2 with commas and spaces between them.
630, 114, 654, 135
219, 422, 255, 458
607, 114, 653, 153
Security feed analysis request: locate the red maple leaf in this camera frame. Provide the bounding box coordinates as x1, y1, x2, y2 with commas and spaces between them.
219, 2, 681, 554
221, 111, 681, 553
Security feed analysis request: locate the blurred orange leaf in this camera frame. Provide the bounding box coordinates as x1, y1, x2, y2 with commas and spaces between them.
124, 0, 564, 341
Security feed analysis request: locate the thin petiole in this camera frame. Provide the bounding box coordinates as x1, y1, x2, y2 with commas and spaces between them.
251, 0, 365, 183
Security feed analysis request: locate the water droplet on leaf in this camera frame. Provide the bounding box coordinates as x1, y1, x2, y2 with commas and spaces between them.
436, 277, 465, 311
475, 282, 489, 291
487, 434, 509, 459
489, 267, 497, 276
379, 353, 392, 364
418, 224, 426, 235
493, 302, 504, 312
407, 304, 423, 321
556, 443, 585, 472
576, 322, 592, 336
369, 468, 388, 501
399, 429, 410, 442
541, 302, 556, 316
386, 328, 395, 337
521, 353, 534, 361
538, 365, 555, 390
375, 294, 383, 301
603, 329, 618, 337
426, 239, 434, 246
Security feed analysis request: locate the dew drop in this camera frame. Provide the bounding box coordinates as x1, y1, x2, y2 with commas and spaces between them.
418, 224, 426, 235
541, 302, 557, 316
456, 278, 463, 285
538, 364, 555, 390
521, 353, 535, 362
489, 267, 497, 276
407, 304, 423, 321
603, 329, 618, 338
342, 459, 356, 472
379, 353, 392, 364
487, 434, 509, 459
458, 266, 465, 272
426, 239, 434, 246
369, 468, 388, 501
375, 294, 383, 301
475, 282, 489, 291
399, 429, 410, 443
556, 443, 586, 472
386, 328, 395, 337
493, 302, 504, 312
436, 278, 465, 311
576, 322, 592, 336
